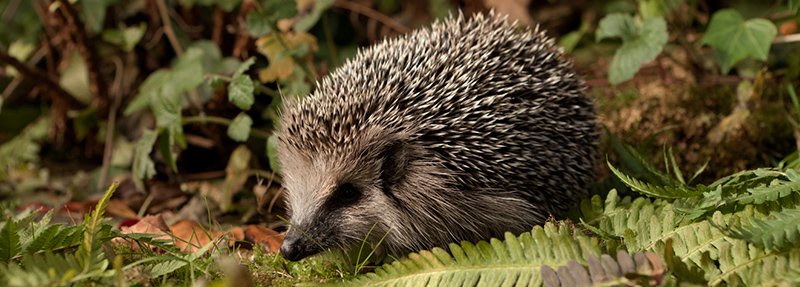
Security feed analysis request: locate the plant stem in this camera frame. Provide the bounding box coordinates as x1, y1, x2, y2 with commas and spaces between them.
182, 116, 272, 139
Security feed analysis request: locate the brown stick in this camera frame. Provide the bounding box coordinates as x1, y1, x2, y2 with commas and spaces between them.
54, 0, 110, 116
333, 0, 410, 34
0, 47, 82, 108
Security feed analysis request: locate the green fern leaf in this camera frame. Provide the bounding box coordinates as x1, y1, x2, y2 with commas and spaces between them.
735, 175, 800, 205
22, 224, 61, 255
729, 208, 800, 250
76, 182, 118, 272
0, 219, 21, 262
150, 260, 188, 277
42, 225, 83, 251
308, 222, 601, 287
608, 162, 702, 199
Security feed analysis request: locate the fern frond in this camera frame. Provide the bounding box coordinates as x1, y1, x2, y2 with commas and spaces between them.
309, 222, 601, 287
0, 219, 21, 262
729, 207, 800, 250
710, 240, 800, 286
734, 174, 800, 205
76, 182, 118, 272
540, 251, 667, 287
608, 162, 702, 199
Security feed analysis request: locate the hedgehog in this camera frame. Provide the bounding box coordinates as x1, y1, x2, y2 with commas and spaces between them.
276, 11, 598, 262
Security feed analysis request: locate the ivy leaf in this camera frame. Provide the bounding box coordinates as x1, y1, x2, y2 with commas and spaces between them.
227, 113, 253, 142
228, 74, 255, 110
702, 9, 777, 74
597, 14, 668, 84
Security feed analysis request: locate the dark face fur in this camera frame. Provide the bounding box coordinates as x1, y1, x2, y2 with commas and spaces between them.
278, 128, 410, 261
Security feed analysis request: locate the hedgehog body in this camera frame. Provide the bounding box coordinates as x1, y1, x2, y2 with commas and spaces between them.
277, 12, 598, 261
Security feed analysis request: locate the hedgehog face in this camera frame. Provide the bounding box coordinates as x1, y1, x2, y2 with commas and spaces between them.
277, 128, 409, 261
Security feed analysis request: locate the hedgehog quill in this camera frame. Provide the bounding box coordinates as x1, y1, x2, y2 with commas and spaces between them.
276, 12, 599, 262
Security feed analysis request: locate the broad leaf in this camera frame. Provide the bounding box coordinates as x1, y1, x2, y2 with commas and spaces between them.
228, 112, 253, 142
246, 11, 273, 37
703, 9, 777, 74
597, 14, 668, 84
228, 74, 255, 110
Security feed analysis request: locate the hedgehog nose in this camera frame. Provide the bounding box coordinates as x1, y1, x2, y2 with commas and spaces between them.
280, 232, 305, 262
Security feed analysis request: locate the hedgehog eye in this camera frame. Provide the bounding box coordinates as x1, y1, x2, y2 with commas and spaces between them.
338, 183, 360, 202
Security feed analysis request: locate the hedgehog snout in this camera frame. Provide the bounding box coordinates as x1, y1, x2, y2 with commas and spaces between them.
280, 227, 322, 261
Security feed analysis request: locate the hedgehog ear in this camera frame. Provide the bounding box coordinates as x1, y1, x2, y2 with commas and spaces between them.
379, 140, 409, 185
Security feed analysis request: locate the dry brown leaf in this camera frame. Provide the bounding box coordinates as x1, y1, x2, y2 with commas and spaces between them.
245, 225, 284, 252
170, 220, 223, 253
105, 198, 138, 219
113, 214, 172, 251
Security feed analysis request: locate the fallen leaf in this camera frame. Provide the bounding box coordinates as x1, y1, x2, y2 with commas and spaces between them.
245, 225, 284, 252
106, 198, 138, 219
113, 214, 172, 252
170, 219, 223, 253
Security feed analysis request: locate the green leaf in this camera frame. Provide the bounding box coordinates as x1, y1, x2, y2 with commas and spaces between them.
133, 129, 158, 186
228, 113, 253, 142
702, 9, 777, 74
246, 11, 273, 37
233, 57, 256, 78
267, 133, 281, 175
264, 0, 298, 20
0, 219, 21, 262
101, 22, 147, 52
791, 0, 800, 15
596, 13, 638, 42
170, 47, 206, 94
228, 74, 255, 110
597, 14, 668, 84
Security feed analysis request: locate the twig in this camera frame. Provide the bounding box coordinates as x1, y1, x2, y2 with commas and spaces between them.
154, 0, 184, 57
332, 0, 409, 34
181, 115, 273, 139
55, 0, 110, 115
154, 0, 204, 114
0, 47, 82, 108
97, 56, 125, 191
